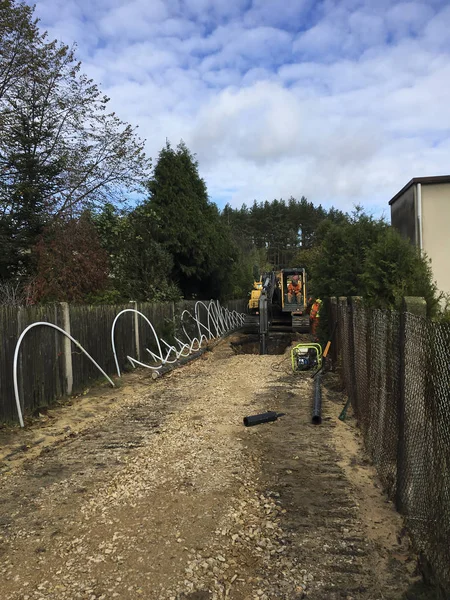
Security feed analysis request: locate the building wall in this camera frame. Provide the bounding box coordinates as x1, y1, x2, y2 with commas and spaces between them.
390, 185, 417, 244
421, 184, 450, 296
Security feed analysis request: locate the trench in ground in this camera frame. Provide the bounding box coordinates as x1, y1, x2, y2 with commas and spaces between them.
230, 332, 296, 355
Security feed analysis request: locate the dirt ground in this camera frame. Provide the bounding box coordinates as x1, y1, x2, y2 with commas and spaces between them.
0, 335, 434, 599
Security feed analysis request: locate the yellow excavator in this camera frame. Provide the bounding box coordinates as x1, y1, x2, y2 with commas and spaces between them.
248, 279, 264, 312
247, 268, 310, 334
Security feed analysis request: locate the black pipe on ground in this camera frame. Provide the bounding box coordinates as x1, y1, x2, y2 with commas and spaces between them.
312, 373, 322, 424
243, 411, 284, 427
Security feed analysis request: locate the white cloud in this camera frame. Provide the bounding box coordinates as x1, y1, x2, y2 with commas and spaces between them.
28, 0, 450, 215
293, 22, 342, 58
100, 0, 169, 41
385, 2, 435, 38
423, 4, 450, 50
243, 0, 314, 29
191, 81, 303, 164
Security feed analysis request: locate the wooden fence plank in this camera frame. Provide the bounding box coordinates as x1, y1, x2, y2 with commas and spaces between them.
0, 299, 245, 424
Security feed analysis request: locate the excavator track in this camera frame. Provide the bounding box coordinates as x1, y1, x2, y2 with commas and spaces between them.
292, 314, 310, 334
242, 314, 260, 331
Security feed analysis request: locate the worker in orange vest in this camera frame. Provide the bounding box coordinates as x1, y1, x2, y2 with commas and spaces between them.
310, 298, 322, 336
287, 274, 302, 304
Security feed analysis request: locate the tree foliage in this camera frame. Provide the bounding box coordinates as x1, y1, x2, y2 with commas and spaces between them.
222, 196, 335, 270
0, 0, 151, 280
308, 208, 387, 299
361, 226, 438, 313
309, 208, 439, 316
0, 0, 39, 100
92, 203, 179, 303
147, 141, 236, 298
30, 214, 109, 303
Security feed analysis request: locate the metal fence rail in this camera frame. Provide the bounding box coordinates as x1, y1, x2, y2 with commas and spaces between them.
332, 297, 450, 594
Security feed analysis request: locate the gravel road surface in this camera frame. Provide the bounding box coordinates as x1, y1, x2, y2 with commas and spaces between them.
0, 335, 427, 599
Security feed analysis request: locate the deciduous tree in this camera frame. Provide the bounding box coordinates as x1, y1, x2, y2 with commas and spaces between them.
30, 214, 109, 303
0, 0, 151, 280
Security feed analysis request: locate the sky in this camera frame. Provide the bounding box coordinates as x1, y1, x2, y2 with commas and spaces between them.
29, 0, 450, 216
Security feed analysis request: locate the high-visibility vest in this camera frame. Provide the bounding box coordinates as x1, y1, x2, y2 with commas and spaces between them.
310, 302, 321, 319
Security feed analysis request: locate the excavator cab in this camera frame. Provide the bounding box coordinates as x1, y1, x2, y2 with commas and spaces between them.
244, 268, 310, 336
280, 268, 309, 332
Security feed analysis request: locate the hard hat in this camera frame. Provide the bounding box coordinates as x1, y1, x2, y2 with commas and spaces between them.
317, 298, 322, 303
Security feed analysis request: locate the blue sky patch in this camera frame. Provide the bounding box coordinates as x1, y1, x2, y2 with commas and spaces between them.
29, 0, 450, 216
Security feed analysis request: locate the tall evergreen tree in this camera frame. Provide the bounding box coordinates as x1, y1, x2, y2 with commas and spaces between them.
309, 208, 438, 315
148, 140, 233, 298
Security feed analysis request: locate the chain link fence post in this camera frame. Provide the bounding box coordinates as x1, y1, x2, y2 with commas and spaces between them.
396, 297, 427, 513
349, 296, 363, 422
337, 297, 349, 389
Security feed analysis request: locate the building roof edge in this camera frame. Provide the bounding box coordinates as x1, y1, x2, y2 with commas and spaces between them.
389, 175, 450, 206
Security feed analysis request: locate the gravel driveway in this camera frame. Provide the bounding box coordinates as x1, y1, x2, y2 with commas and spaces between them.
0, 335, 425, 599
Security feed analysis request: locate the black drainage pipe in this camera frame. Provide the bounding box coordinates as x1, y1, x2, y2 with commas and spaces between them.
243, 411, 285, 427
312, 373, 322, 424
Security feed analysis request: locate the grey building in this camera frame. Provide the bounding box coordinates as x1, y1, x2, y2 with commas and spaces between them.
389, 175, 450, 296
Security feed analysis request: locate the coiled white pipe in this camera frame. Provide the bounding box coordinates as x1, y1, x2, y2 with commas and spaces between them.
13, 322, 115, 428
194, 300, 223, 338
112, 309, 164, 377
113, 302, 245, 378
127, 355, 164, 371
13, 303, 244, 426
180, 309, 208, 350
193, 301, 214, 340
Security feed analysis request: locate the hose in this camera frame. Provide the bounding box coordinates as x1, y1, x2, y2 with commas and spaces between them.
13, 322, 115, 428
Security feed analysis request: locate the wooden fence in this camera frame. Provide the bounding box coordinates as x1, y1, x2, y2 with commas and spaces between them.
0, 299, 246, 424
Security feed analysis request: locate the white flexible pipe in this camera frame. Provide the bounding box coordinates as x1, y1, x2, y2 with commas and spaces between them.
13, 303, 244, 426
215, 300, 227, 334
194, 301, 216, 339
113, 303, 245, 378
127, 355, 165, 371
112, 309, 163, 377
13, 322, 115, 428
173, 337, 192, 356
180, 309, 208, 350
208, 301, 223, 337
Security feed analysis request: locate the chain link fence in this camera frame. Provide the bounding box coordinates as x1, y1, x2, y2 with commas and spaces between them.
331, 297, 450, 595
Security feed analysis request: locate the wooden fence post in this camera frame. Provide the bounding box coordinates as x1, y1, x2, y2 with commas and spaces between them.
60, 302, 73, 396
172, 301, 176, 329
130, 301, 140, 362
